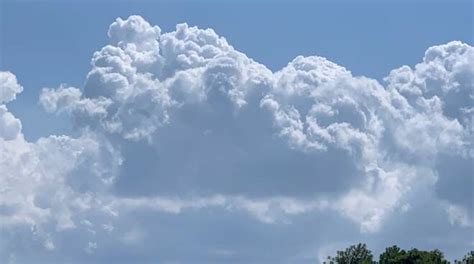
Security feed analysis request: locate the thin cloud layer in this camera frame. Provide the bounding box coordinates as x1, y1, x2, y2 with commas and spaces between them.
1, 15, 473, 263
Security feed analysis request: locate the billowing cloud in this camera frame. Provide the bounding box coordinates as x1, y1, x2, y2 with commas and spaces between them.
2, 15, 473, 263
0, 74, 122, 261
0, 72, 23, 140
0, 71, 23, 104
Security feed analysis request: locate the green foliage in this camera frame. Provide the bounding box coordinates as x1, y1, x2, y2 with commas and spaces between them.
379, 245, 407, 264
323, 243, 374, 264
324, 244, 469, 264
379, 246, 448, 264
454, 251, 474, 264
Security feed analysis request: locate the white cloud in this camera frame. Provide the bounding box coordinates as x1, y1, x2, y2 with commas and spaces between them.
1, 74, 122, 261
0, 105, 22, 140
0, 72, 23, 141
85, 241, 98, 254
44, 16, 273, 142
37, 16, 473, 232
0, 132, 122, 228
115, 194, 327, 225
0, 71, 23, 104
444, 203, 473, 227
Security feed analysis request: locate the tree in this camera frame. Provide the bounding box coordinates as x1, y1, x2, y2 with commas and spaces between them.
325, 244, 470, 264
405, 248, 449, 264
379, 246, 449, 264
324, 243, 374, 264
379, 245, 407, 264
455, 251, 474, 264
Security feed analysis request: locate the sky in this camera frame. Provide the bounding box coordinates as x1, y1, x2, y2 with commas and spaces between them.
0, 0, 473, 263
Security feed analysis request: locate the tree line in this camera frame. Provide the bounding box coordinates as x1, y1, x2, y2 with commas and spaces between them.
323, 243, 474, 264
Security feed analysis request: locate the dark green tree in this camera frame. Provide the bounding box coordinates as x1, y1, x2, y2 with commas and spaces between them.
379, 245, 407, 264
405, 248, 449, 264
325, 244, 471, 264
379, 246, 449, 264
323, 243, 374, 264
454, 251, 474, 264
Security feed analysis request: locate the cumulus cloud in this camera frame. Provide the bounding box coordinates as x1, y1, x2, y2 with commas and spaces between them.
1, 73, 122, 262
0, 105, 22, 140
38, 16, 473, 228
2, 15, 473, 263
0, 71, 23, 104
0, 72, 23, 140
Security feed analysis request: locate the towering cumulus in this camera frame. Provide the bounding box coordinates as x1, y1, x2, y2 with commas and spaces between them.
1, 15, 472, 263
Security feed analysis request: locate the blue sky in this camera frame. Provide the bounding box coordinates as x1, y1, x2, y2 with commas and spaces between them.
0, 0, 473, 263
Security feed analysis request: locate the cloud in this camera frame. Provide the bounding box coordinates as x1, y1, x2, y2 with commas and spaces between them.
0, 71, 23, 104
444, 203, 473, 227
2, 15, 473, 263
0, 105, 22, 140
0, 72, 23, 140
0, 76, 122, 262
36, 16, 474, 230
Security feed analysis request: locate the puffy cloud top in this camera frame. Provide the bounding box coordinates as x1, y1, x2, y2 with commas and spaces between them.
0, 71, 23, 104
39, 16, 473, 226
108, 15, 161, 48
0, 72, 23, 140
